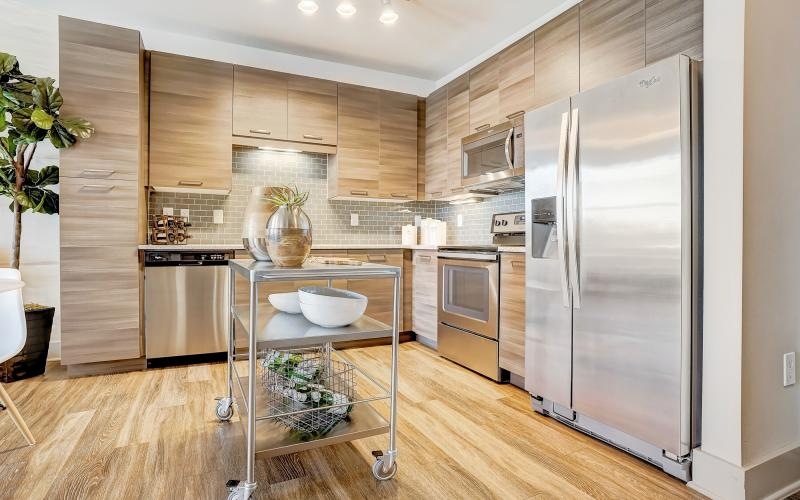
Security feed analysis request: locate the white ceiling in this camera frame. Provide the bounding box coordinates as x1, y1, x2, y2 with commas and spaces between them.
30, 0, 571, 84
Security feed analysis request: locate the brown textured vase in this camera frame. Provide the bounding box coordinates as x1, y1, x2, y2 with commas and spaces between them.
265, 205, 312, 267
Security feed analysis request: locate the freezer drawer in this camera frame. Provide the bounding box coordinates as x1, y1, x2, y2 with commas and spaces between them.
144, 265, 230, 358
438, 322, 505, 381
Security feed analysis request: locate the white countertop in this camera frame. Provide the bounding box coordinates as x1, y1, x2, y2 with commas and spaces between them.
138, 243, 523, 252
498, 246, 525, 253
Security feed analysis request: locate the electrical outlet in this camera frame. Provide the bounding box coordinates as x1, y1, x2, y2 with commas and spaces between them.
457, 214, 464, 227
162, 207, 174, 216
180, 208, 189, 220
213, 210, 224, 224
784, 352, 796, 387
350, 213, 359, 226
414, 215, 422, 226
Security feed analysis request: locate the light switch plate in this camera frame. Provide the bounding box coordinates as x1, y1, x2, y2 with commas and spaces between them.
180, 208, 189, 220
351, 213, 359, 226
414, 215, 422, 226
213, 210, 224, 224
457, 214, 464, 227
163, 207, 173, 216
784, 352, 796, 387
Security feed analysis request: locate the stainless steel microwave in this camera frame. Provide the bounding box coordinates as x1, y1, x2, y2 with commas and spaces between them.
461, 113, 525, 192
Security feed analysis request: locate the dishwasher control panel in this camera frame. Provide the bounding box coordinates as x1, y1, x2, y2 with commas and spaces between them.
144, 251, 234, 265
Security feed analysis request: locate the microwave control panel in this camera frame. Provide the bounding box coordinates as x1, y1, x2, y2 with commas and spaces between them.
491, 212, 526, 234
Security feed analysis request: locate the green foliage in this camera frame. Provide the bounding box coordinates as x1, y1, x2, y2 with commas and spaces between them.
266, 185, 310, 209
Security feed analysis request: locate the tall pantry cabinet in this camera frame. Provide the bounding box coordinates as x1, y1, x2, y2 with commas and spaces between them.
58, 17, 147, 371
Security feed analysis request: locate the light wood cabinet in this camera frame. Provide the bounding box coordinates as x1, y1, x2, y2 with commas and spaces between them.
424, 87, 448, 200
468, 56, 501, 132
149, 52, 233, 193
287, 75, 338, 146
446, 74, 469, 197
331, 84, 380, 198
412, 250, 438, 344
534, 5, 580, 108
580, 0, 646, 92
378, 91, 418, 200
330, 86, 417, 201
233, 66, 288, 140
58, 17, 146, 367
498, 34, 535, 119
645, 0, 703, 64
499, 254, 526, 376
346, 250, 404, 330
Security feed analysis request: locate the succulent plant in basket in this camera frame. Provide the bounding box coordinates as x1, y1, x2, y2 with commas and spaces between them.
264, 185, 313, 267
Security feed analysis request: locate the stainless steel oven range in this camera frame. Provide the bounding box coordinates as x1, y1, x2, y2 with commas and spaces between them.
437, 212, 525, 382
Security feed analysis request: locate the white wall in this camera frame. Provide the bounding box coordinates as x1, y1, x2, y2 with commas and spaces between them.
741, 0, 800, 467
1, 1, 61, 358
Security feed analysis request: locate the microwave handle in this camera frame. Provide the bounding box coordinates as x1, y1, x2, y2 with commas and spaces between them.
504, 128, 514, 168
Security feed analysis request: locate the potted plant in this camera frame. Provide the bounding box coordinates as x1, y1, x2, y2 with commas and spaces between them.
0, 52, 94, 381
265, 185, 313, 267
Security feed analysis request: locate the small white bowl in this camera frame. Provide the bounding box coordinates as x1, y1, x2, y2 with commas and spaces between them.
268, 292, 302, 314
298, 286, 368, 328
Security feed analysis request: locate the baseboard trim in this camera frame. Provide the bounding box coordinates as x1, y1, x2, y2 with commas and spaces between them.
65, 357, 147, 377
690, 445, 800, 499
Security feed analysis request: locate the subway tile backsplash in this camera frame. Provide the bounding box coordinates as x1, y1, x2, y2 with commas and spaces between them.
148, 146, 524, 246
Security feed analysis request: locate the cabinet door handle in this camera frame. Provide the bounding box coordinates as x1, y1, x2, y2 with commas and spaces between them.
475, 124, 491, 132
418, 255, 432, 263
391, 193, 409, 199
450, 187, 464, 193
178, 180, 204, 187
80, 169, 115, 178
367, 255, 387, 263
303, 134, 324, 141
428, 191, 443, 198
510, 260, 524, 269
79, 184, 115, 192
250, 129, 271, 135
350, 190, 368, 196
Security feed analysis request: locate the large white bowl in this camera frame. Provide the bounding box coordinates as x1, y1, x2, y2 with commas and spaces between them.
268, 292, 302, 314
298, 286, 368, 328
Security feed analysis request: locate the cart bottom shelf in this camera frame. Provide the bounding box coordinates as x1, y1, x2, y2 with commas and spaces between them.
232, 376, 390, 458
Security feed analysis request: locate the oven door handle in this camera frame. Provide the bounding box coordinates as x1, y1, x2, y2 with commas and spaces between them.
438, 253, 499, 262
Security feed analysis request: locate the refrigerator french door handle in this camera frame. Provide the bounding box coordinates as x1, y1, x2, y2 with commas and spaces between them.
566, 107, 581, 309
555, 111, 571, 308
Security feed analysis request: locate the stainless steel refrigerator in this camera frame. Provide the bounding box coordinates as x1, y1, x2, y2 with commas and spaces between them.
524, 55, 701, 481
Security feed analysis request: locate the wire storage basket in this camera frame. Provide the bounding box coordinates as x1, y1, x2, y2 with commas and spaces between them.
260, 346, 356, 439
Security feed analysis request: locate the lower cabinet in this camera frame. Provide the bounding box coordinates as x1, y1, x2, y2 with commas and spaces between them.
499, 253, 526, 375
411, 250, 438, 345
345, 250, 405, 331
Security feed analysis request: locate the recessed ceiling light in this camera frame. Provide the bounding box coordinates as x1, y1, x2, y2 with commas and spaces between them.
336, 1, 357, 17
379, 0, 398, 24
297, 0, 319, 15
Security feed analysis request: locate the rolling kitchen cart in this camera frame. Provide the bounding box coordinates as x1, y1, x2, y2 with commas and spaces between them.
216, 259, 401, 500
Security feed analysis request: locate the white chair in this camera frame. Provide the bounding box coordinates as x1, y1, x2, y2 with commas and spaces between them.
0, 268, 36, 446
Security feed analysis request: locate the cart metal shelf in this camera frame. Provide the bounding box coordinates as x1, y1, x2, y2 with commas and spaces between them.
218, 259, 401, 500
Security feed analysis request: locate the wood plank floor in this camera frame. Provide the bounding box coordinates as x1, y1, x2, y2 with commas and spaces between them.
0, 342, 704, 499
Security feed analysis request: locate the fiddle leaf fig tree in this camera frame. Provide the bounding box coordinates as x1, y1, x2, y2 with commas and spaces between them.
0, 52, 94, 269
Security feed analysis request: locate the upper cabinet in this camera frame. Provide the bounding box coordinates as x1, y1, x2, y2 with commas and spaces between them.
498, 34, 535, 119
644, 0, 703, 64
424, 87, 448, 200
287, 76, 338, 146
329, 85, 417, 201
580, 0, 646, 91
233, 66, 288, 140
534, 5, 580, 108
149, 52, 233, 193
446, 74, 469, 197
468, 56, 501, 132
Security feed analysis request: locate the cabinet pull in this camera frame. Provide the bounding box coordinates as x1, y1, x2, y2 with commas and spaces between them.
303, 134, 324, 141
80, 169, 115, 178
506, 110, 525, 120
418, 255, 432, 263
429, 191, 443, 198
450, 187, 464, 193
249, 129, 271, 135
79, 184, 115, 193
391, 193, 409, 199
350, 190, 369, 196
510, 260, 524, 269
475, 124, 491, 132
178, 180, 204, 187
367, 255, 387, 263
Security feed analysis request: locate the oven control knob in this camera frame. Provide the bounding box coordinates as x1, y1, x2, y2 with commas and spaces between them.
495, 220, 501, 226
502, 220, 508, 226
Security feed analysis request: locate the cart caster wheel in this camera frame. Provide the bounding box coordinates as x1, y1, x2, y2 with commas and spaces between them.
226, 491, 250, 500
372, 459, 397, 480
216, 400, 234, 422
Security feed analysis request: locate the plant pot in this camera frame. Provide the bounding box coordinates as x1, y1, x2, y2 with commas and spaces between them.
0, 306, 54, 382
266, 205, 313, 267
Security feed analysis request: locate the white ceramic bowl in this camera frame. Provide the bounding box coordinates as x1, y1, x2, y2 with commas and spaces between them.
268, 292, 302, 314
298, 286, 368, 328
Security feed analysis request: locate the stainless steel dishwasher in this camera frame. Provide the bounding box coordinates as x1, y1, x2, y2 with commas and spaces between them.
144, 250, 234, 361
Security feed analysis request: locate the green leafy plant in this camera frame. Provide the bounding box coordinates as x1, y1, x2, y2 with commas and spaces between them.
0, 52, 94, 269
265, 185, 309, 209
